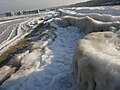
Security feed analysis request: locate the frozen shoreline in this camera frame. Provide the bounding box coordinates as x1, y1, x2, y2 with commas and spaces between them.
0, 6, 120, 90
1, 25, 84, 90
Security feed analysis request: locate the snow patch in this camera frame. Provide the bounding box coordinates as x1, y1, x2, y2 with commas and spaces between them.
1, 26, 84, 90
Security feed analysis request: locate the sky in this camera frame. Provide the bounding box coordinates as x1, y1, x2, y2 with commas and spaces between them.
0, 0, 88, 13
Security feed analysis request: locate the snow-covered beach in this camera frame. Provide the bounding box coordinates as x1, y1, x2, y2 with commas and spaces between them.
0, 5, 120, 90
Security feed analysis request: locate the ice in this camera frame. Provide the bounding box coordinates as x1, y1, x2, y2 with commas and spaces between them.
63, 6, 120, 16
41, 12, 60, 21
58, 7, 120, 22
27, 17, 41, 28
1, 5, 120, 90
1, 25, 84, 90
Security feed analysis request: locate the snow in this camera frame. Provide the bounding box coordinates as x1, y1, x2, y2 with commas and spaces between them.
1, 5, 120, 90
0, 16, 42, 52
63, 6, 120, 16
41, 13, 60, 21
0, 11, 60, 59
27, 17, 41, 28
0, 18, 25, 25
58, 6, 120, 22
0, 19, 27, 49
1, 25, 84, 90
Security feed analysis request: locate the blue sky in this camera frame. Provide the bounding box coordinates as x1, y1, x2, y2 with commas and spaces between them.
0, 0, 88, 13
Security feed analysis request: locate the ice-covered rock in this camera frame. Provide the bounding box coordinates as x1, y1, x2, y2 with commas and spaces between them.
72, 31, 120, 90
0, 39, 30, 64
0, 26, 84, 90
27, 18, 44, 29
0, 66, 16, 85
58, 8, 120, 22
54, 16, 120, 34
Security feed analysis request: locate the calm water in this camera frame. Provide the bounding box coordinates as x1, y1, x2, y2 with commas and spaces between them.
0, 0, 88, 13
0, 14, 5, 18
